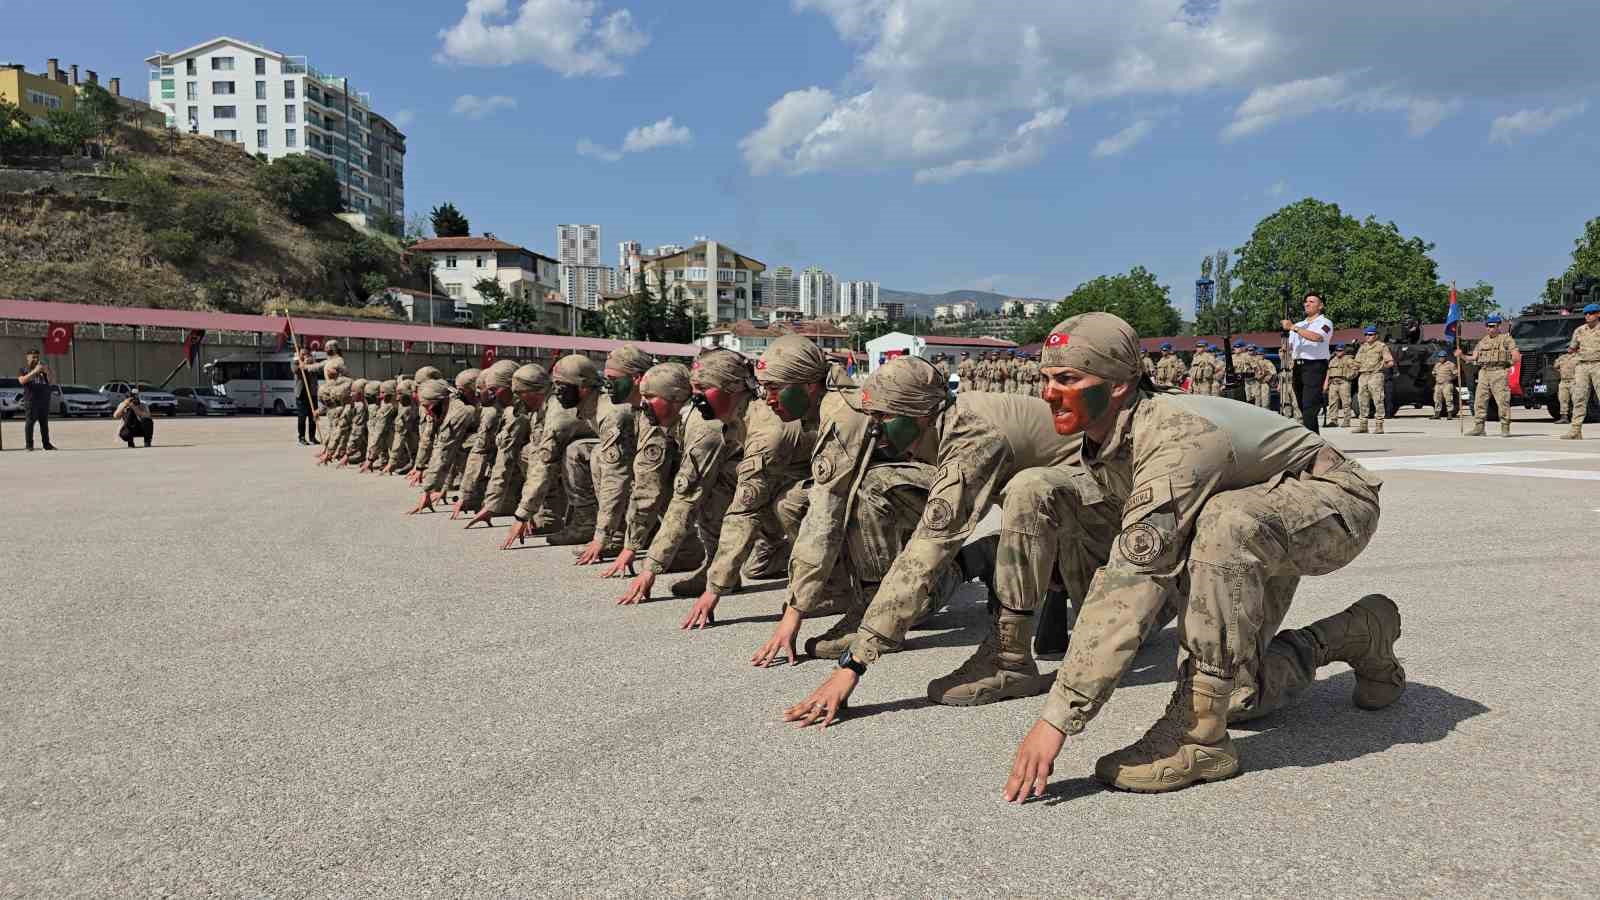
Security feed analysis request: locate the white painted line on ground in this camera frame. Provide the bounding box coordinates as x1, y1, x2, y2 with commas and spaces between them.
1418, 465, 1600, 481
1362, 451, 1599, 471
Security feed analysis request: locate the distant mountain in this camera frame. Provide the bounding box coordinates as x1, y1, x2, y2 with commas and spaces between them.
879, 288, 1053, 315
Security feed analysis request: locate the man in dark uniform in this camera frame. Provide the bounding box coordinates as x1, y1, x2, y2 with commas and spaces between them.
19, 348, 57, 451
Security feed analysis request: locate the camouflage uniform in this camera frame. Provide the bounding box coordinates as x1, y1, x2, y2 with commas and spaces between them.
1019, 313, 1400, 793
513, 355, 601, 532
1466, 331, 1516, 436
482, 364, 550, 520
1563, 321, 1600, 438
420, 369, 482, 494
1277, 358, 1297, 419
457, 361, 520, 513
1431, 359, 1459, 419
551, 346, 654, 549
1254, 355, 1276, 410
624, 364, 701, 569
1232, 350, 1254, 404
326, 378, 354, 459
1353, 338, 1393, 433
956, 356, 974, 392
1325, 351, 1355, 427
366, 380, 397, 468
1188, 348, 1216, 396
344, 379, 370, 465
411, 366, 446, 475
387, 378, 420, 474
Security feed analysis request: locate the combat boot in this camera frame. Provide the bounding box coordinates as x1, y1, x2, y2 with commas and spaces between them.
1094, 663, 1238, 793
1428, 413, 1440, 420
804, 606, 864, 660
1560, 425, 1582, 440
544, 504, 597, 546
1033, 589, 1072, 657
1351, 421, 1368, 434
741, 539, 790, 581
927, 609, 1046, 707
1305, 593, 1406, 710
1374, 421, 1384, 434
1464, 421, 1485, 436
1500, 420, 1511, 437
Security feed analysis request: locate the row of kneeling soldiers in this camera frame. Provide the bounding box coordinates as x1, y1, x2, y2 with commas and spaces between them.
307, 319, 1409, 800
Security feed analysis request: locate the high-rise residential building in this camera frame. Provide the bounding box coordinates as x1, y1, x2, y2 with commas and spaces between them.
144, 37, 402, 217
556, 224, 602, 266
768, 265, 800, 310
837, 280, 880, 317
798, 266, 837, 318
560, 263, 615, 311
641, 240, 764, 324
366, 112, 406, 225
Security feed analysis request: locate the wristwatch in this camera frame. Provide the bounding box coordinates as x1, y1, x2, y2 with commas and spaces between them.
837, 648, 866, 678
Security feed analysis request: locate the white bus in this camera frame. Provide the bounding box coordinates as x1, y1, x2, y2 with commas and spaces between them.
207, 351, 324, 414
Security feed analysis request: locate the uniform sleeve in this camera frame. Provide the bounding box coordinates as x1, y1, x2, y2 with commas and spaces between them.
514, 415, 574, 520
643, 428, 728, 574
785, 414, 874, 614
414, 411, 439, 471
851, 424, 1013, 663
456, 409, 501, 494
482, 410, 529, 510
705, 420, 800, 594
626, 423, 674, 551
592, 408, 637, 545
421, 409, 471, 493
1039, 429, 1233, 737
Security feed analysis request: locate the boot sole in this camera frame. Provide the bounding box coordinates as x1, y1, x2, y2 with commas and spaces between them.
1097, 745, 1242, 793
929, 674, 1048, 707
1351, 594, 1406, 710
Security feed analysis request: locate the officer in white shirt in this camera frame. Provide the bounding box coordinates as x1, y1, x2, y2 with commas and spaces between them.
1283, 293, 1333, 432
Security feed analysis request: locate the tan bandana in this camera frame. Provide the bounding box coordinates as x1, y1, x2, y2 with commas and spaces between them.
641, 362, 692, 403
605, 345, 655, 377
755, 335, 829, 385
553, 354, 602, 387
690, 349, 758, 392
415, 365, 442, 383
512, 363, 551, 392
860, 356, 946, 417
1040, 312, 1142, 382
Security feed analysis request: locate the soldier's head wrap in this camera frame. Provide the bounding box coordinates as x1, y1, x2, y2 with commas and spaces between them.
350, 378, 368, 398
553, 354, 602, 388
513, 363, 551, 392
379, 379, 397, 397
330, 378, 352, 403
363, 380, 380, 400
323, 358, 347, 379
755, 335, 829, 385
419, 379, 452, 406
454, 368, 481, 392
324, 340, 341, 357
605, 345, 655, 377
690, 348, 759, 392
640, 362, 693, 403
396, 377, 415, 396
484, 359, 517, 391
860, 356, 948, 418
1039, 312, 1143, 383
415, 365, 442, 383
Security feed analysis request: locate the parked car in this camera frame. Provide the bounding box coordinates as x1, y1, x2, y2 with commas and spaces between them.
0, 377, 27, 418
173, 385, 238, 416
99, 381, 179, 416
59, 384, 113, 417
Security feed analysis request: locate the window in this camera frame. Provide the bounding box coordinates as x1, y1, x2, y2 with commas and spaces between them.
211, 56, 234, 71
24, 90, 63, 110
256, 129, 268, 146
160, 79, 174, 100
212, 81, 235, 95
213, 129, 238, 141
255, 81, 266, 100
445, 283, 463, 297
476, 256, 486, 268
283, 81, 295, 99
284, 105, 297, 123
284, 129, 297, 148
186, 106, 198, 123
213, 106, 236, 119
256, 105, 268, 124
186, 82, 198, 100
444, 255, 458, 269
254, 57, 266, 76
185, 60, 195, 76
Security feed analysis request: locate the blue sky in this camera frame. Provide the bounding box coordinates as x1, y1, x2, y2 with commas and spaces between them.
7, 0, 1600, 316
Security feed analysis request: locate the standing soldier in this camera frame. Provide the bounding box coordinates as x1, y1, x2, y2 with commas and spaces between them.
472, 364, 551, 527
932, 353, 951, 383
314, 378, 342, 465
956, 352, 974, 393
494, 355, 602, 542
1277, 350, 1298, 419
1460, 313, 1519, 437
1561, 302, 1600, 439
1324, 343, 1355, 427
1231, 342, 1253, 404
1431, 351, 1459, 420
453, 360, 520, 517
1001, 312, 1400, 798
1022, 354, 1040, 396
1352, 327, 1395, 434
362, 379, 397, 472
385, 377, 420, 475
1154, 343, 1184, 387
405, 366, 446, 484
548, 346, 655, 548
1252, 346, 1276, 411
1188, 341, 1215, 395
408, 369, 481, 513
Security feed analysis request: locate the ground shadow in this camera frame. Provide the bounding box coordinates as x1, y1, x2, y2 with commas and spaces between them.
710, 612, 784, 627
830, 696, 934, 727
2, 443, 199, 451
1039, 776, 1109, 805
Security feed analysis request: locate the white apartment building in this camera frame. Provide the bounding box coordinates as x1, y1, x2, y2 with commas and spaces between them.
560, 264, 615, 311
763, 265, 800, 311
557, 224, 602, 266
798, 266, 837, 317
837, 280, 880, 317
144, 37, 402, 218
408, 236, 560, 314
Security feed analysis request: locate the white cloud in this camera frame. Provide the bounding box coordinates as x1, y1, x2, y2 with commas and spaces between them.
915, 107, 1066, 183
451, 94, 518, 120
622, 117, 692, 152
392, 109, 416, 128
576, 138, 622, 162
1091, 119, 1155, 157
436, 0, 648, 77
1489, 101, 1587, 143
745, 1, 1594, 179
1268, 180, 1287, 197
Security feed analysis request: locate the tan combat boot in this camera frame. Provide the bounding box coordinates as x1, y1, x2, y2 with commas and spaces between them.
1374, 421, 1384, 434
804, 606, 865, 659
1464, 421, 1485, 436
1094, 664, 1239, 792
1560, 425, 1582, 440
1500, 420, 1512, 437
1351, 421, 1368, 434
544, 504, 597, 545
1305, 593, 1406, 709
927, 609, 1045, 706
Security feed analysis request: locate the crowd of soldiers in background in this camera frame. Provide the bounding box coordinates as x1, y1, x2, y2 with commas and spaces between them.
935, 351, 1042, 394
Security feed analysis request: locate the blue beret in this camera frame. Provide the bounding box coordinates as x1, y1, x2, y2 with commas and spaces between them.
1363, 326, 1377, 335
1485, 314, 1503, 324
1160, 342, 1172, 350
1233, 341, 1245, 348
1584, 303, 1599, 314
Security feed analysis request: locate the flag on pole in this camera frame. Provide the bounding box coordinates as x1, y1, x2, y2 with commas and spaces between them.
402, 340, 415, 352
275, 320, 292, 351
43, 322, 74, 355
302, 335, 326, 353
480, 346, 498, 369
1443, 283, 1462, 343
183, 329, 207, 368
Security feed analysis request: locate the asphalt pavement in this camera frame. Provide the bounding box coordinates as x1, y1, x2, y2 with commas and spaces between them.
2, 407, 1596, 898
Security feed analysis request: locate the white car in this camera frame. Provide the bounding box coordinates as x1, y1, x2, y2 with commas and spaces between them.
59, 384, 113, 417
173, 386, 238, 415
0, 377, 23, 418
99, 381, 179, 416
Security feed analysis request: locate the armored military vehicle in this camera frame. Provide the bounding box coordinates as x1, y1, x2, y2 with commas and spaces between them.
1510, 311, 1598, 422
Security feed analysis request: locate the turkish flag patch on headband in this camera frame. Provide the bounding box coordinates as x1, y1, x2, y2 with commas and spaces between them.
1045, 332, 1068, 347
756, 359, 767, 369
861, 389, 871, 404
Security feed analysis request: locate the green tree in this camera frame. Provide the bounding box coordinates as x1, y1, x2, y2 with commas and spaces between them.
1540, 216, 1600, 307
43, 107, 98, 154
1232, 198, 1446, 330
255, 155, 342, 223
1452, 280, 1499, 320
360, 271, 391, 301
370, 209, 402, 236
429, 202, 470, 237
74, 83, 121, 139
1019, 266, 1183, 344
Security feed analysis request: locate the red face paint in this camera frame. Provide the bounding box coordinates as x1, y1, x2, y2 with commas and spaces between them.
1044, 376, 1112, 436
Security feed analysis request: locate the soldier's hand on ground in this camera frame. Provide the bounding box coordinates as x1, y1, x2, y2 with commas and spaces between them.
500, 519, 531, 549
406, 470, 423, 487
448, 498, 466, 520
407, 492, 439, 515
464, 508, 495, 530
573, 539, 605, 566
1002, 720, 1067, 803
599, 549, 636, 578
752, 607, 802, 667
781, 668, 857, 729
616, 570, 656, 605
358, 461, 372, 473
680, 591, 719, 630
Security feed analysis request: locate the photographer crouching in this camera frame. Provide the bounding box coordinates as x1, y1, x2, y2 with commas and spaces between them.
114, 390, 155, 448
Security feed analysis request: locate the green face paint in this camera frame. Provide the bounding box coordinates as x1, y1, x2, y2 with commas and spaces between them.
605, 374, 635, 405
879, 416, 922, 455
777, 384, 812, 420
1080, 380, 1113, 419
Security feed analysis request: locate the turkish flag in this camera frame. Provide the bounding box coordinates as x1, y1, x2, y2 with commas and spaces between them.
183, 329, 206, 368
1508, 356, 1523, 397
302, 335, 326, 353
44, 322, 74, 355
402, 340, 415, 353
275, 320, 292, 351
480, 346, 498, 368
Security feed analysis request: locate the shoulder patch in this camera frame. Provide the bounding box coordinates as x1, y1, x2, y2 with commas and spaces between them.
924, 498, 954, 531
603, 446, 622, 465
1118, 522, 1164, 565
641, 444, 664, 466
813, 453, 836, 483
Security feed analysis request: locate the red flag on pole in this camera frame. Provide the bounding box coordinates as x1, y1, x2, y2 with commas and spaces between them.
43, 322, 74, 355
183, 329, 207, 368
275, 320, 292, 351
480, 346, 498, 368
302, 334, 326, 353
402, 340, 415, 352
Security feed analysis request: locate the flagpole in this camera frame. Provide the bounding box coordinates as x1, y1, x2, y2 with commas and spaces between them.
1451, 280, 1465, 436
286, 314, 318, 427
